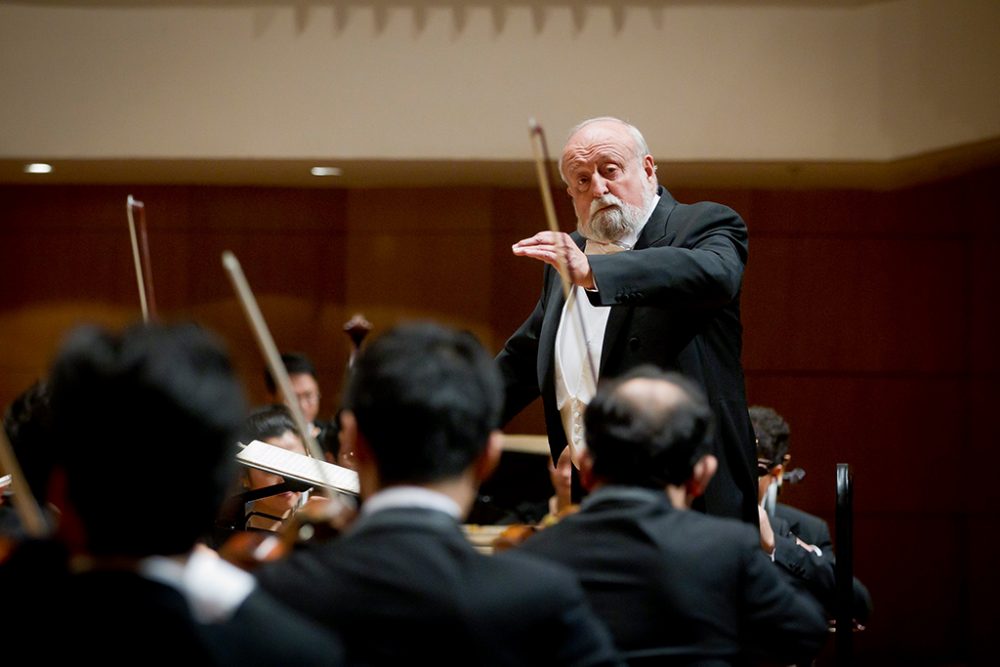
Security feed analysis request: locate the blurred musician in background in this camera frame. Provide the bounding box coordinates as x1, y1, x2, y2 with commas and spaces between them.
751, 405, 873, 625
238, 404, 310, 532
255, 322, 622, 666
264, 352, 330, 449
3, 323, 343, 665
1, 379, 64, 589
1, 380, 56, 543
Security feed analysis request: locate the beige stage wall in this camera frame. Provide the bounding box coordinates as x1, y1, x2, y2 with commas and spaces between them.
0, 0, 998, 170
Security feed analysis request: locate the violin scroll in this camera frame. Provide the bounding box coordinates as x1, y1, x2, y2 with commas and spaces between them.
343, 313, 373, 368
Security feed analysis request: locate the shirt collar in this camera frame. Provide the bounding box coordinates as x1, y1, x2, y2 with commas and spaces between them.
580, 484, 671, 510
360, 485, 463, 520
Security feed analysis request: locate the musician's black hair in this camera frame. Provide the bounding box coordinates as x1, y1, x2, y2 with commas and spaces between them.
240, 403, 299, 445
263, 352, 317, 395
584, 366, 715, 488
749, 405, 790, 466
49, 322, 246, 557
343, 322, 502, 485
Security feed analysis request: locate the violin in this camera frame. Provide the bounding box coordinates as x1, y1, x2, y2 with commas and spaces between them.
490, 504, 579, 552
489, 415, 580, 553
218, 493, 357, 569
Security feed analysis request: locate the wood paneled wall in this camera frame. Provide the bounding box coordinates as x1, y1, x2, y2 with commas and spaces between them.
2, 165, 998, 664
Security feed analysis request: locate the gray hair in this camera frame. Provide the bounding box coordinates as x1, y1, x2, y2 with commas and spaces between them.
558, 116, 653, 184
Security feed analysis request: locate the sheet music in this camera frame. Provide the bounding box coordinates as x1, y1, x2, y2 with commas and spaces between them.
236, 440, 359, 496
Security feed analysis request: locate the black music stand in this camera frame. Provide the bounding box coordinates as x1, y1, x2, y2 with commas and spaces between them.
835, 463, 854, 666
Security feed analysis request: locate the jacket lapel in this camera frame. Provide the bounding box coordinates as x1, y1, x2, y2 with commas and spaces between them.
634, 186, 674, 250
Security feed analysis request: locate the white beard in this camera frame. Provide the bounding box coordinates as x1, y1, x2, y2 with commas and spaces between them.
579, 192, 650, 243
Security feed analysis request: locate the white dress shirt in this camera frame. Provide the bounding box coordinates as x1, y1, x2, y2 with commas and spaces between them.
554, 195, 659, 465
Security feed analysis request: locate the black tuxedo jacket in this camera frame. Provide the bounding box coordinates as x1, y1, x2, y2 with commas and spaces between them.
255, 506, 622, 666
519, 487, 828, 666
497, 186, 757, 522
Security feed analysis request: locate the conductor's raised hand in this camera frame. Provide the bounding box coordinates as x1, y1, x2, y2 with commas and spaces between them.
512, 231, 594, 289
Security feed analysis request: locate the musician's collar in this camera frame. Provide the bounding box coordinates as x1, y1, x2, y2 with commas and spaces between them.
360, 485, 462, 520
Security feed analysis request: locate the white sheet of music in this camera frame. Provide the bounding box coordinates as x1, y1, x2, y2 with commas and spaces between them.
236, 439, 359, 495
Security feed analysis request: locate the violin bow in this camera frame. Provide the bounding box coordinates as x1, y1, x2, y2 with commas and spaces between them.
221, 251, 352, 494
0, 427, 49, 538
528, 120, 574, 302
527, 119, 600, 391
126, 195, 158, 322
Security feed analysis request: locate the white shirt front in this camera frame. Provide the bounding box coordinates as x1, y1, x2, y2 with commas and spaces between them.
554, 195, 659, 465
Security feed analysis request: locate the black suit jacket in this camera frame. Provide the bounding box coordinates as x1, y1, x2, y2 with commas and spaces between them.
771, 513, 837, 615
255, 506, 622, 666
775, 502, 832, 550
519, 487, 828, 666
497, 186, 757, 522
772, 502, 873, 623
0, 539, 344, 665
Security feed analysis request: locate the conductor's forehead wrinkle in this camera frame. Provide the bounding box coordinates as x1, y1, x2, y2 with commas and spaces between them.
563, 143, 632, 173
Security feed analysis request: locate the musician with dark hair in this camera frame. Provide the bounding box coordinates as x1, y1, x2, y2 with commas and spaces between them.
255, 322, 622, 666
1, 380, 55, 539
4, 323, 344, 665
519, 367, 828, 665
237, 404, 310, 532
750, 405, 873, 626
263, 351, 330, 447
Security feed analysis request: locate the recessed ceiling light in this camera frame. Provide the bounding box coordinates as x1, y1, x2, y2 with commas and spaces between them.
310, 166, 341, 177
24, 163, 52, 174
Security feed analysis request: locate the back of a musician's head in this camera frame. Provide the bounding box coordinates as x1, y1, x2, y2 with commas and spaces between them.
344, 322, 502, 485
49, 322, 246, 557
749, 405, 790, 465
585, 367, 714, 489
